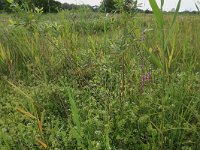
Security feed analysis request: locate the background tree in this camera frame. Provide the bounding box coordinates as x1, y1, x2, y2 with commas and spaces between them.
99, 0, 116, 12
0, 0, 62, 13
100, 0, 137, 13
0, 0, 11, 12
33, 0, 62, 13
62, 3, 94, 11
124, 0, 137, 11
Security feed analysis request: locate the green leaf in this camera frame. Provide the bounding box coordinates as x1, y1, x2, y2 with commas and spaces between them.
144, 47, 163, 70
161, 0, 164, 10
149, 0, 164, 28
164, 0, 181, 50
195, 3, 200, 11
6, 0, 13, 4
66, 86, 83, 148
67, 87, 81, 131
170, 0, 181, 28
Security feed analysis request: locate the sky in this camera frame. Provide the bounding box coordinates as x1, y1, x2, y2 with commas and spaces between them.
58, 0, 198, 11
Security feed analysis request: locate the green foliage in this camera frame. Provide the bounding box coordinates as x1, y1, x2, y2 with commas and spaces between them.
62, 3, 94, 11
32, 0, 62, 13
0, 0, 11, 12
148, 0, 182, 76
100, 0, 137, 12
149, 0, 164, 29
0, 5, 200, 149
1, 0, 62, 13
6, 0, 13, 3
100, 0, 116, 12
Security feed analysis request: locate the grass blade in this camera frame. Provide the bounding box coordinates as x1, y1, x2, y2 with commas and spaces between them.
161, 0, 164, 10
36, 139, 48, 149
66, 86, 84, 147
195, 3, 200, 11
170, 0, 181, 27
149, 0, 164, 28
0, 130, 11, 150
16, 107, 36, 119
164, 0, 181, 50
145, 47, 163, 69
66, 87, 81, 131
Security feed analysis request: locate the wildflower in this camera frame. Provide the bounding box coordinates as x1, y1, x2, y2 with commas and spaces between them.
141, 69, 152, 92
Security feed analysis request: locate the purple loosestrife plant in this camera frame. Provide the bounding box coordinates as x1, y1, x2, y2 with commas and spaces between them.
141, 69, 152, 92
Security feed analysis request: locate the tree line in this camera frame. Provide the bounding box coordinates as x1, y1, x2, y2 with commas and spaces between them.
0, 0, 62, 12
0, 0, 199, 14
0, 0, 138, 13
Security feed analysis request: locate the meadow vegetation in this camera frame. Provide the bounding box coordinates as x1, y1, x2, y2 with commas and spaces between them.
0, 1, 200, 149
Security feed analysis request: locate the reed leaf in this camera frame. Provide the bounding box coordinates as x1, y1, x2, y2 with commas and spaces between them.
149, 0, 164, 28
164, 0, 182, 50
145, 47, 163, 70
195, 3, 200, 11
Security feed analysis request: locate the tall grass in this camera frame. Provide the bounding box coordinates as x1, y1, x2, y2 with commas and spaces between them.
0, 2, 200, 149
